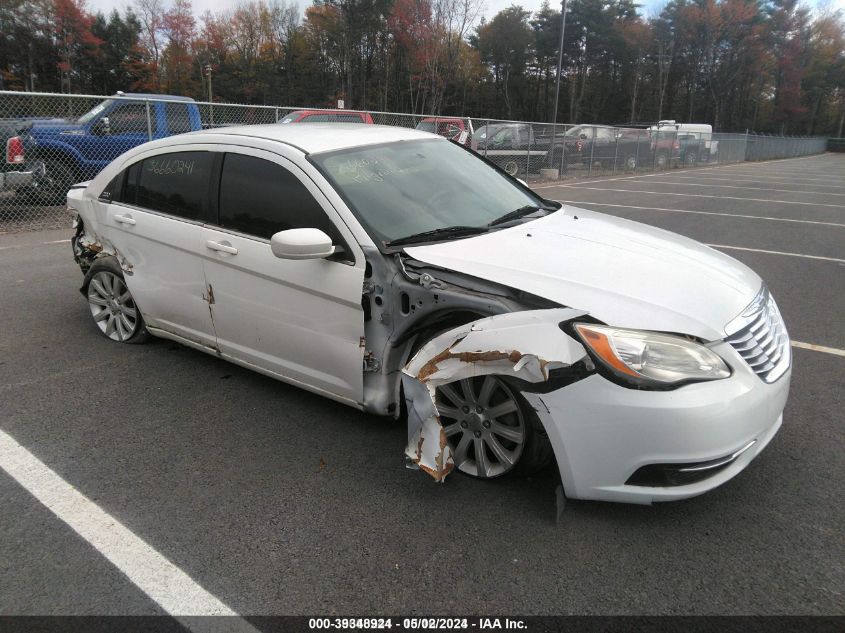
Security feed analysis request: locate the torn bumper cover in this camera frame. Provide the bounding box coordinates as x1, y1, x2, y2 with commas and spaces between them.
401, 308, 588, 482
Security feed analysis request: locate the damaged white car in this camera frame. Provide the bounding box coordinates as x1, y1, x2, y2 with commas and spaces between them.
68, 124, 791, 505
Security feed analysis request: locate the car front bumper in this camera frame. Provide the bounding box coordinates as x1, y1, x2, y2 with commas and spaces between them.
523, 341, 791, 504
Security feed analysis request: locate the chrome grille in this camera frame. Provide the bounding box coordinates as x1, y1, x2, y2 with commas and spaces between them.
724, 286, 790, 383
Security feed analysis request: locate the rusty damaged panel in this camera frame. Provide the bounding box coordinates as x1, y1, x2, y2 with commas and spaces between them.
401, 308, 588, 482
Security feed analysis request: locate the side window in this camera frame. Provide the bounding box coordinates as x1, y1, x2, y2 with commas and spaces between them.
165, 103, 192, 135
218, 153, 343, 245
99, 171, 124, 203
337, 114, 364, 123
596, 128, 615, 141
130, 151, 214, 220
109, 103, 155, 135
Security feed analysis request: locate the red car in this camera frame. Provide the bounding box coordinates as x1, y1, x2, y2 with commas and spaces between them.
415, 117, 473, 145
278, 109, 374, 124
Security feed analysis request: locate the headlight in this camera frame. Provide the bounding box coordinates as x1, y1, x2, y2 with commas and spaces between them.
573, 323, 731, 386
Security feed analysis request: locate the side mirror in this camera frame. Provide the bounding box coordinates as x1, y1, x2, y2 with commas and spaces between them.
270, 228, 335, 260
92, 117, 111, 135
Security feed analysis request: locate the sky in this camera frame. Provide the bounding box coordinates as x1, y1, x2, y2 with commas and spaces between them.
86, 0, 845, 23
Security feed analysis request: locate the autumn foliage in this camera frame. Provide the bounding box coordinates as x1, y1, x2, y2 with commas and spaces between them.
0, 0, 842, 134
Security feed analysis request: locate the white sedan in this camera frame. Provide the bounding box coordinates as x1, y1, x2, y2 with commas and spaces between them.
68, 124, 791, 505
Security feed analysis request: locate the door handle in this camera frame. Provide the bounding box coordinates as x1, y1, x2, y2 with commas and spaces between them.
206, 240, 238, 255
114, 214, 136, 226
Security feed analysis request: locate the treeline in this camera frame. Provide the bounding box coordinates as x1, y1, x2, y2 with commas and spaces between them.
1, 0, 843, 134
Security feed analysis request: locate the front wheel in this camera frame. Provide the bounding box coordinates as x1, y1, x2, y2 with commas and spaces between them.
85, 259, 150, 344
503, 160, 519, 176
655, 152, 670, 169
435, 375, 552, 479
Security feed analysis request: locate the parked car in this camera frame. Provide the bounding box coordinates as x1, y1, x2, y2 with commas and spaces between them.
2, 93, 201, 204
414, 117, 472, 145
68, 123, 790, 506
472, 123, 551, 175
278, 109, 374, 124
561, 124, 652, 171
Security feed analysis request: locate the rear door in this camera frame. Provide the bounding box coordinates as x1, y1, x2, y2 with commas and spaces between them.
99, 147, 218, 349
200, 147, 365, 404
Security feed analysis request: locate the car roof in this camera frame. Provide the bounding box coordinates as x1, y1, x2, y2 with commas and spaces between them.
117, 93, 195, 102
193, 122, 436, 154
289, 110, 368, 116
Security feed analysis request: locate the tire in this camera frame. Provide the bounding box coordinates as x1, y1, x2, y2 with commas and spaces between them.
435, 375, 553, 479
655, 152, 669, 169
33, 158, 76, 206
684, 150, 698, 166
83, 258, 151, 344
623, 154, 638, 171
503, 160, 519, 177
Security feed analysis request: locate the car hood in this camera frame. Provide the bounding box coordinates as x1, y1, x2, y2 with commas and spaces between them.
29, 118, 83, 135
404, 207, 762, 341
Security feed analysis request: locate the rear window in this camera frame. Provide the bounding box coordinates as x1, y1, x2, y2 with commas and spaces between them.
124, 151, 214, 221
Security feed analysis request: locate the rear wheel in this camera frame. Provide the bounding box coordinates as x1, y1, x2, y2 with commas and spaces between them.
503, 160, 519, 176
85, 259, 150, 344
435, 375, 551, 479
655, 152, 669, 169
623, 154, 638, 171
684, 150, 698, 166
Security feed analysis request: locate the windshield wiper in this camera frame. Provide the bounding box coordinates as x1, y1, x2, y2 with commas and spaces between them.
385, 225, 489, 248
487, 205, 545, 227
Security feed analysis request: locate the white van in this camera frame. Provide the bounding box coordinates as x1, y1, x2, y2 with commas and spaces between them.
650, 120, 718, 164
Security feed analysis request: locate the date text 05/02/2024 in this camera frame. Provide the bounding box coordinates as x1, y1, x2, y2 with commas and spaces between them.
307, 618, 528, 630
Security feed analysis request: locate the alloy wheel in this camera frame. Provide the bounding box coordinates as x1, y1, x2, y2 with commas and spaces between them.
87, 271, 139, 342
435, 376, 526, 478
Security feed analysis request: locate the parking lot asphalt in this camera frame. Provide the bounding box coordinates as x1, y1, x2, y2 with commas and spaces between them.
1, 154, 843, 618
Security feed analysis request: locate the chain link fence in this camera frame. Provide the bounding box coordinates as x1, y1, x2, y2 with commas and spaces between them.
0, 90, 830, 232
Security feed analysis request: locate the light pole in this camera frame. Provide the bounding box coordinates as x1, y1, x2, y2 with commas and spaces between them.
551, 0, 568, 127
550, 0, 568, 175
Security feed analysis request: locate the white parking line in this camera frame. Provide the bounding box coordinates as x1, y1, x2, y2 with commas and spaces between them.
621, 180, 845, 197
0, 429, 260, 632
658, 174, 845, 189
0, 239, 71, 252
722, 170, 845, 182
552, 201, 845, 227
706, 244, 845, 264
554, 186, 845, 209
791, 341, 845, 358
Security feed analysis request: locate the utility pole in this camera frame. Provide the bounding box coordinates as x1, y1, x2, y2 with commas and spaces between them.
204, 64, 213, 103
205, 64, 213, 127
551, 0, 568, 127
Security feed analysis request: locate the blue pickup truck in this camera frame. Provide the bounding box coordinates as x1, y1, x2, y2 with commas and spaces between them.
1, 93, 202, 204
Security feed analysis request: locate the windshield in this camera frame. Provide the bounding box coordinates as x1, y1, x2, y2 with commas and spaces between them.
311, 139, 548, 245
565, 125, 588, 138
78, 99, 113, 124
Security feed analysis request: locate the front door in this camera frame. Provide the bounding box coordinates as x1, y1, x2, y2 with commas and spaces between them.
201, 148, 365, 405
